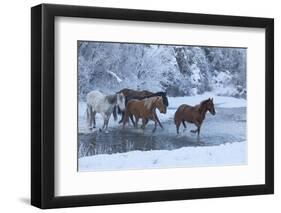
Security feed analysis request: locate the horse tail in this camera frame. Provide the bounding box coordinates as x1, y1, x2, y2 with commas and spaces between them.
113, 105, 118, 121
174, 108, 179, 125
117, 106, 122, 115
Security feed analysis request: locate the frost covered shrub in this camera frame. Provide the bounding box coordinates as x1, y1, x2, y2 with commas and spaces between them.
78, 42, 246, 99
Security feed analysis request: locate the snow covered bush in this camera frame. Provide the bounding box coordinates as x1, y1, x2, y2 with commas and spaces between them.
78, 42, 246, 99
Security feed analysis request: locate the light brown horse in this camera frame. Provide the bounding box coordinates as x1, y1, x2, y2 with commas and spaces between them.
123, 96, 166, 132
174, 98, 215, 137
116, 88, 169, 128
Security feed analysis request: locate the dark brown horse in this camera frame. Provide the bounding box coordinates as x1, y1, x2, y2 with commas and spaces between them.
116, 88, 169, 128
117, 88, 153, 98
123, 96, 166, 133
174, 98, 215, 136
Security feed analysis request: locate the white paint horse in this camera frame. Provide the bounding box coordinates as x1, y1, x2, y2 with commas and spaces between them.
86, 90, 125, 132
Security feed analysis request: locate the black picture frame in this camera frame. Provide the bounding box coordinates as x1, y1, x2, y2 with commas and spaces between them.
31, 3, 274, 209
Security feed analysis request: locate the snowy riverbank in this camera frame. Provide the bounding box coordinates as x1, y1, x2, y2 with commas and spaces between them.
79, 141, 246, 171
78, 93, 246, 133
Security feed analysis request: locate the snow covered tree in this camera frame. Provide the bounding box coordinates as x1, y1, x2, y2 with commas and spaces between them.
78, 41, 246, 99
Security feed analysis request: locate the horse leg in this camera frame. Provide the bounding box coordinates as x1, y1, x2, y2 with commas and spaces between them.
119, 111, 124, 124
152, 120, 157, 133
130, 114, 136, 127
104, 113, 111, 132
100, 112, 107, 131
197, 125, 201, 137
141, 118, 146, 129
190, 128, 198, 133
155, 113, 163, 129
151, 114, 157, 133
123, 111, 129, 129
139, 118, 146, 134
182, 120, 186, 128
191, 121, 201, 140
190, 122, 199, 133
86, 104, 92, 129
144, 118, 149, 127
92, 111, 96, 128
175, 120, 181, 134
134, 116, 139, 128
182, 120, 187, 132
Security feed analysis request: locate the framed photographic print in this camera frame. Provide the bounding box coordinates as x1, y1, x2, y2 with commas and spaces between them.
31, 3, 274, 209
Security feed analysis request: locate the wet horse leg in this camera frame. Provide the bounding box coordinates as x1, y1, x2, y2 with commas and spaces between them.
118, 111, 125, 124
86, 104, 93, 129
190, 121, 200, 133
129, 115, 136, 126
122, 111, 130, 129
134, 116, 139, 128
175, 120, 181, 134
155, 113, 163, 129
197, 125, 201, 137
104, 113, 112, 131
182, 120, 186, 128
144, 112, 163, 128
141, 118, 147, 129
182, 120, 187, 132
145, 118, 149, 125
191, 121, 201, 140
92, 111, 97, 128
151, 114, 158, 133
100, 112, 107, 130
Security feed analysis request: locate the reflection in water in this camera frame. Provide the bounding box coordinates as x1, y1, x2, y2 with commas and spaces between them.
78, 107, 246, 158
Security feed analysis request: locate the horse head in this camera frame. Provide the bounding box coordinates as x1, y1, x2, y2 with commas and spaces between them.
155, 91, 169, 107
154, 96, 167, 114
206, 98, 216, 115
162, 95, 169, 107
116, 92, 126, 111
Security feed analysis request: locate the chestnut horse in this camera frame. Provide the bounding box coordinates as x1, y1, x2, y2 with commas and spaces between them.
174, 98, 215, 137
123, 96, 166, 133
116, 88, 169, 128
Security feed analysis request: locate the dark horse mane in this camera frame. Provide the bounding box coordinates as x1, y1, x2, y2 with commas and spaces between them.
200, 98, 211, 105
198, 98, 211, 112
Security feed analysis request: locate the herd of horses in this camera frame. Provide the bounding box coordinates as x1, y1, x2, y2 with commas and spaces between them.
86, 88, 216, 137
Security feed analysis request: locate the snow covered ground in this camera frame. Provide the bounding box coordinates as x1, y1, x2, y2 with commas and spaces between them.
79, 141, 246, 171
78, 93, 246, 171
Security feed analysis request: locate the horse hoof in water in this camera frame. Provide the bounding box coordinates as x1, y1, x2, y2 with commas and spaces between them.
89, 127, 96, 131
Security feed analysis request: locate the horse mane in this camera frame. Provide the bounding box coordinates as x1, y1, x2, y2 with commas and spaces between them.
198, 99, 210, 112
200, 99, 210, 105
146, 91, 165, 98
144, 96, 161, 111
146, 92, 168, 106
